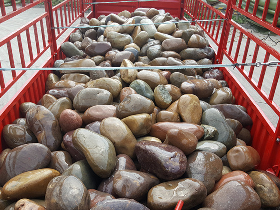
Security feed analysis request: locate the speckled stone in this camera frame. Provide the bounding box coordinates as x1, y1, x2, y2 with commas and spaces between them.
201, 124, 218, 140
203, 180, 261, 210
186, 151, 223, 193
147, 178, 207, 210
164, 84, 182, 102
154, 85, 172, 109
100, 117, 137, 158
135, 141, 187, 180
129, 80, 155, 101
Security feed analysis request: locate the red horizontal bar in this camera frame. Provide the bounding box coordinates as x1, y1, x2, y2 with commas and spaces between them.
0, 0, 45, 24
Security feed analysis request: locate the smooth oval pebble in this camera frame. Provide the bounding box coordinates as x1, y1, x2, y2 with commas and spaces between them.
213, 170, 254, 191
137, 70, 168, 90
150, 122, 204, 142
178, 94, 202, 124
147, 178, 207, 210
188, 34, 208, 48
164, 84, 182, 102
73, 88, 113, 112
196, 140, 227, 157
120, 59, 138, 83
135, 141, 187, 180
19, 102, 36, 117
85, 42, 112, 56
107, 31, 132, 50
100, 117, 137, 158
59, 109, 83, 133
0, 148, 11, 168
49, 151, 72, 174
249, 171, 280, 208
0, 143, 51, 186
62, 159, 98, 189
73, 128, 116, 178
227, 146, 260, 172
162, 38, 187, 52
181, 79, 214, 99
48, 97, 73, 120
209, 87, 233, 105
1, 168, 60, 200
116, 94, 155, 119
2, 124, 37, 149
86, 78, 122, 98
45, 175, 90, 210
203, 180, 261, 210
164, 129, 198, 155
91, 198, 150, 210
113, 170, 159, 201
41, 94, 57, 109
140, 19, 157, 38
156, 110, 180, 122
82, 105, 116, 125
26, 105, 62, 151
186, 151, 223, 193
61, 73, 90, 84
122, 114, 152, 137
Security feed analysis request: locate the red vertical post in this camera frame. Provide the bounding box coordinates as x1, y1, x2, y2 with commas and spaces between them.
92, 0, 95, 18
215, 0, 235, 64
192, 0, 199, 25
45, 0, 58, 62
180, 0, 185, 20
80, 0, 84, 17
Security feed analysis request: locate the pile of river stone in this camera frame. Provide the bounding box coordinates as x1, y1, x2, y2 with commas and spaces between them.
0, 7, 280, 210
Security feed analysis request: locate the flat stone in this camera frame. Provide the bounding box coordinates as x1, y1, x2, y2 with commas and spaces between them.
162, 38, 187, 52
196, 140, 227, 157
61, 42, 84, 57
137, 70, 168, 90
73, 128, 116, 178
150, 122, 204, 142
135, 141, 187, 180
85, 42, 112, 56
1, 169, 60, 200
91, 198, 149, 210
107, 31, 132, 50
82, 105, 116, 125
164, 129, 198, 155
0, 143, 51, 186
188, 34, 208, 48
73, 88, 113, 112
180, 47, 215, 61
112, 51, 135, 66
147, 178, 207, 210
157, 21, 176, 34
45, 175, 90, 210
100, 117, 137, 158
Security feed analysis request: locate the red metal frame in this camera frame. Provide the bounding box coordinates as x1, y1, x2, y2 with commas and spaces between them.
0, 0, 280, 177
